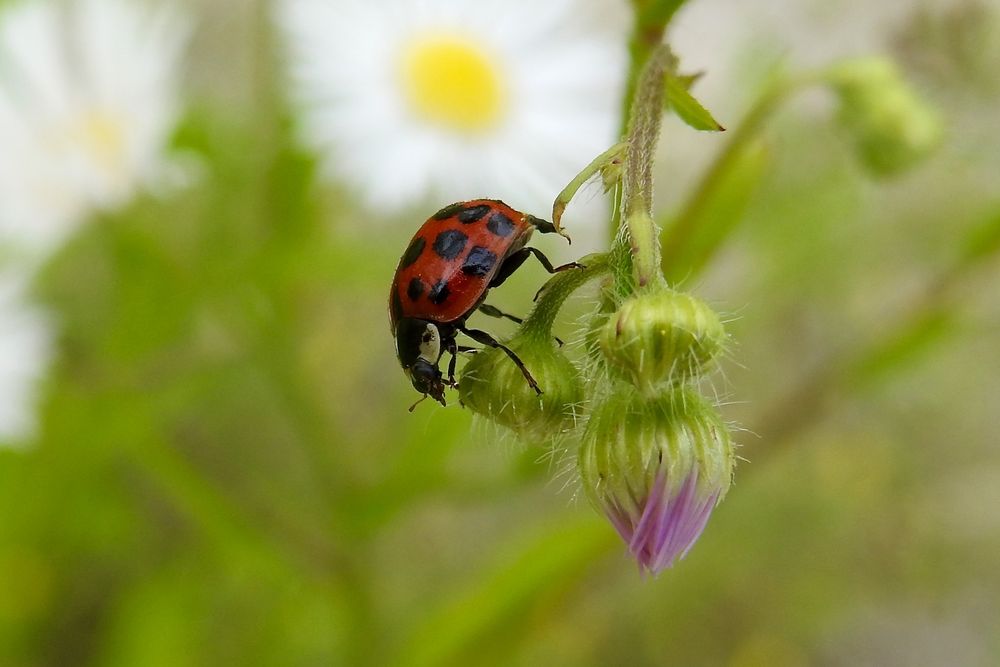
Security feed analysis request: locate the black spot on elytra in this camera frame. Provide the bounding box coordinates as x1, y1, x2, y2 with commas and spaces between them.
461, 246, 498, 277
429, 280, 450, 304
433, 229, 468, 259
400, 236, 425, 268
407, 277, 425, 301
432, 202, 465, 220
457, 205, 492, 224
486, 211, 515, 237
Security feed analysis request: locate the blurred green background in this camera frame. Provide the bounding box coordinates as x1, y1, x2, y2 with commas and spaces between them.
2, 0, 999, 665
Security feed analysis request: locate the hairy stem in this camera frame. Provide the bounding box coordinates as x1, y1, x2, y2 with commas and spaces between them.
620, 0, 690, 137
616, 46, 673, 290
521, 254, 611, 342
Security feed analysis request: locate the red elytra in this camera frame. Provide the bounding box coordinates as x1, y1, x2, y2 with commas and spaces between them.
388, 199, 575, 408
389, 199, 532, 326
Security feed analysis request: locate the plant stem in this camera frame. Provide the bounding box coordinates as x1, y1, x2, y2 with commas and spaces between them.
521, 254, 610, 342
617, 46, 673, 290
610, 1, 688, 241
620, 0, 690, 138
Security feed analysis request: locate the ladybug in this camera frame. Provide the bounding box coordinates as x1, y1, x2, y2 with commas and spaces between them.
389, 199, 578, 408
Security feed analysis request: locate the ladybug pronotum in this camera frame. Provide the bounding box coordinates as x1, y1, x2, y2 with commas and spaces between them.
389, 199, 578, 408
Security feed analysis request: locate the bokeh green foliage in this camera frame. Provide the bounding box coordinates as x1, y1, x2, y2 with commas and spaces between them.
2, 0, 1000, 665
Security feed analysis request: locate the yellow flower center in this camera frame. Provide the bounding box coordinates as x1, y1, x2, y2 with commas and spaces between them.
399, 35, 506, 134
78, 110, 126, 170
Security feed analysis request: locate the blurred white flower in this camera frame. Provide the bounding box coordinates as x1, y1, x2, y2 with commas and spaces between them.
0, 0, 190, 445
0, 271, 53, 445
0, 0, 191, 255
280, 0, 626, 216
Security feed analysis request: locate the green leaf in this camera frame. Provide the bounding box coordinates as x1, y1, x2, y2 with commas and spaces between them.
664, 72, 725, 132
958, 209, 1000, 266
393, 513, 618, 667
662, 139, 770, 283
850, 309, 956, 387
635, 0, 691, 29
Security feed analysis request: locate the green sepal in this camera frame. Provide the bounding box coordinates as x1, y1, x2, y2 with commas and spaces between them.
664, 71, 725, 132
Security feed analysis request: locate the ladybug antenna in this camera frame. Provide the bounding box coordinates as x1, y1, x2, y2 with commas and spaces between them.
408, 395, 429, 413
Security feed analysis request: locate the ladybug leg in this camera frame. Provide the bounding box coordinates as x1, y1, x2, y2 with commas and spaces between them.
446, 339, 459, 387
489, 248, 582, 290
522, 247, 584, 274
459, 326, 542, 395
446, 345, 479, 387
478, 303, 564, 347
478, 303, 523, 324
487, 249, 530, 289
442, 333, 479, 387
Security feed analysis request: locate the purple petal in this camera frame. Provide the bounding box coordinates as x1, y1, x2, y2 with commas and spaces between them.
628, 470, 666, 558
601, 468, 721, 576
604, 499, 635, 544
650, 472, 699, 572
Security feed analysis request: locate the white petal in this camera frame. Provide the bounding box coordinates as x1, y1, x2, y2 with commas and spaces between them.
0, 0, 191, 255
279, 0, 628, 220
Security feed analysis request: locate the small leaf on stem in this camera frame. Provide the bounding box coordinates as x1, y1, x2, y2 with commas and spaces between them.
664, 72, 725, 132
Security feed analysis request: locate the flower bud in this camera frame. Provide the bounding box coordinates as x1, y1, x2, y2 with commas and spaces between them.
458, 334, 583, 443
579, 387, 734, 575
599, 288, 726, 391
581, 285, 618, 364
830, 57, 943, 176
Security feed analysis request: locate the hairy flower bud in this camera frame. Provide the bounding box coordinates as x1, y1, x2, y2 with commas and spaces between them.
830, 57, 943, 175
599, 288, 726, 391
579, 387, 734, 574
458, 334, 583, 442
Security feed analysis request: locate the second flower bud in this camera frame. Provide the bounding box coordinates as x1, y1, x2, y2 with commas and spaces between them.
599, 288, 726, 392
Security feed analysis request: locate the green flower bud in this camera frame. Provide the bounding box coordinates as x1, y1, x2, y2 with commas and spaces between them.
581, 284, 618, 364
830, 57, 943, 175
579, 387, 734, 574
459, 254, 608, 441
458, 334, 583, 443
599, 288, 726, 391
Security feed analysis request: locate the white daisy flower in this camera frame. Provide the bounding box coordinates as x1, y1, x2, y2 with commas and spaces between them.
0, 0, 191, 255
279, 0, 626, 217
0, 0, 190, 443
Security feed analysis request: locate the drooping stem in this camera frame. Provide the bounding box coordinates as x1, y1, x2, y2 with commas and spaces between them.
552, 142, 627, 232
520, 254, 611, 342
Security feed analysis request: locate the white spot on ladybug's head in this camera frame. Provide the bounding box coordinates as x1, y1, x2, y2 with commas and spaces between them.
418, 322, 441, 363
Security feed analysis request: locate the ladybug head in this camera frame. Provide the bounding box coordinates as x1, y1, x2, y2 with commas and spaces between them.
409, 358, 446, 406
395, 318, 447, 406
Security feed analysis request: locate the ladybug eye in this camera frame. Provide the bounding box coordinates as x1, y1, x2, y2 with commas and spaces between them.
418, 323, 441, 362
